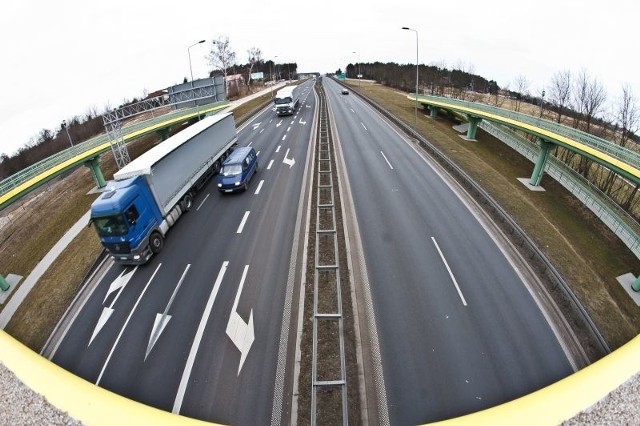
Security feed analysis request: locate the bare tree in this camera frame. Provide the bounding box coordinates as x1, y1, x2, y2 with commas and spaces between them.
514, 75, 529, 112
548, 70, 571, 123
572, 71, 606, 177
246, 47, 263, 89
207, 35, 236, 79
616, 84, 639, 148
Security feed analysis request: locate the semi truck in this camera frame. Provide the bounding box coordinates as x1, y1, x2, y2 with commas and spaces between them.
274, 85, 300, 116
90, 112, 237, 265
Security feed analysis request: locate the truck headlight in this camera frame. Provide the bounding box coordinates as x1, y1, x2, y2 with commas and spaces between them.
133, 255, 140, 260
217, 183, 222, 187
235, 181, 241, 186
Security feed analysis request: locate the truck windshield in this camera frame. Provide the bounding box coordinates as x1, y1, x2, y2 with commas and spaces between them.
275, 96, 292, 105
93, 215, 128, 237
221, 164, 242, 176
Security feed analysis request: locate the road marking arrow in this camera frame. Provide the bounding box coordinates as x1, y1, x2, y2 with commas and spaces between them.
145, 264, 191, 359
299, 118, 307, 125
226, 265, 254, 375
252, 122, 261, 130
276, 119, 283, 127
90, 267, 137, 346
283, 148, 295, 168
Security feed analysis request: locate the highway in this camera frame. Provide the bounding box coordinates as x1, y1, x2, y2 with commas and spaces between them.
50, 79, 317, 425
323, 78, 574, 425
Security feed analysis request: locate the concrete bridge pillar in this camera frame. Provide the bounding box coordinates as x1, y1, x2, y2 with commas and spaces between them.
529, 138, 553, 186
84, 156, 107, 189
466, 115, 481, 140
430, 105, 438, 118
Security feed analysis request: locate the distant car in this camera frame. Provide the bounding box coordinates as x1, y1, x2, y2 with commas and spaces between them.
341, 89, 349, 95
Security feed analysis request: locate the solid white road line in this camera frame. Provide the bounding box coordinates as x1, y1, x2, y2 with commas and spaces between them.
237, 211, 250, 234
380, 151, 394, 170
196, 193, 210, 211
172, 261, 229, 414
431, 237, 468, 306
96, 263, 162, 385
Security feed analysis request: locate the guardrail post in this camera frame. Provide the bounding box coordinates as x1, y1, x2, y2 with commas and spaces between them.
0, 274, 10, 292
632, 276, 640, 292
84, 157, 107, 189
466, 115, 481, 140
530, 138, 553, 186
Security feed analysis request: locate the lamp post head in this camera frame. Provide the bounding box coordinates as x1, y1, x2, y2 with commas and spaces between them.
402, 26, 410, 30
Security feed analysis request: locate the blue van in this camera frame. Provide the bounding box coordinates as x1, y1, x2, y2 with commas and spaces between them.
217, 146, 258, 192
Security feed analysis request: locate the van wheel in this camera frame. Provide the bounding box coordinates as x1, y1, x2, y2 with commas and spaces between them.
149, 232, 164, 254
182, 194, 193, 212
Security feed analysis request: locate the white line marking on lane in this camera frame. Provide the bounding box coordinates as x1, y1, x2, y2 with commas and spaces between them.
260, 129, 264, 134
282, 134, 287, 141
380, 151, 394, 170
225, 265, 255, 375
276, 145, 281, 153
361, 122, 368, 131
145, 264, 191, 359
237, 211, 250, 234
350, 108, 355, 113
286, 126, 291, 132
255, 180, 264, 195
431, 237, 468, 306
196, 193, 210, 211
257, 150, 261, 156
267, 159, 274, 170
173, 261, 229, 414
96, 263, 162, 385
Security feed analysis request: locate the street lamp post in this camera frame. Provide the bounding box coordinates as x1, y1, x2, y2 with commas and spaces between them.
539, 90, 546, 118
353, 51, 361, 88
188, 39, 206, 88
62, 120, 73, 147
402, 27, 419, 130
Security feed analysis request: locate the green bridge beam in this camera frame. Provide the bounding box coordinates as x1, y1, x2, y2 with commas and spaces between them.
0, 274, 9, 292
84, 157, 106, 189
466, 115, 481, 140
530, 138, 553, 186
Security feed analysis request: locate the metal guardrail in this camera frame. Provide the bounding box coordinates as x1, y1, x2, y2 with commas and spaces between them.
0, 101, 228, 199
347, 82, 609, 359
415, 94, 640, 168
480, 121, 640, 259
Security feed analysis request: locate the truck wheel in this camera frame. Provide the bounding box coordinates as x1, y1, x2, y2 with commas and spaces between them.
182, 194, 193, 212
149, 232, 164, 254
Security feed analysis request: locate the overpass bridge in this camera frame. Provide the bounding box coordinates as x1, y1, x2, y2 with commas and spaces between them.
0, 101, 229, 212
409, 94, 640, 187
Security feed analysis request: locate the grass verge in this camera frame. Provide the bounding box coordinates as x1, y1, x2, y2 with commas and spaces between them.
345, 80, 640, 350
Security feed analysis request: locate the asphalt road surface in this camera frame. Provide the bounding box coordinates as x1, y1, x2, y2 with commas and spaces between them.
323, 77, 573, 425
50, 79, 317, 425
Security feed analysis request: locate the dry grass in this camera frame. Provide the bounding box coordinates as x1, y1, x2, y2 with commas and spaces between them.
346, 80, 640, 350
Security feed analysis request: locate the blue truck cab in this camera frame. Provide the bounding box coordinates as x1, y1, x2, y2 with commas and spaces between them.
91, 176, 163, 264
217, 147, 258, 192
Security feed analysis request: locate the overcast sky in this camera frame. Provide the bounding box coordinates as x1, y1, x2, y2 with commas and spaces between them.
1, 0, 638, 157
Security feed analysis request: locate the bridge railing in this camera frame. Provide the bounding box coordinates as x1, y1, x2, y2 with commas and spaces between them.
480, 120, 640, 259
0, 102, 227, 199
415, 94, 640, 167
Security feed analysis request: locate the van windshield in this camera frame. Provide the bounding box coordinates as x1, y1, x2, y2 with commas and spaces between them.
275, 96, 292, 105
94, 215, 128, 237
221, 164, 242, 176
